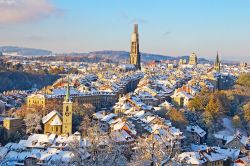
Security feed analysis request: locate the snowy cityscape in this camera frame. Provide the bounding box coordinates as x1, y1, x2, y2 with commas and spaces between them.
0, 0, 250, 166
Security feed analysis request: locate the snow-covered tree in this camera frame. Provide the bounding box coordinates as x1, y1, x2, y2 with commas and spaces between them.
67, 136, 83, 165
24, 113, 42, 134
79, 115, 91, 136
82, 103, 96, 117
81, 124, 129, 166
129, 134, 173, 166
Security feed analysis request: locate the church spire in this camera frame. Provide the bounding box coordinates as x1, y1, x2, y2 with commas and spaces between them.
65, 74, 70, 102
62, 73, 73, 135
216, 51, 220, 65
214, 52, 221, 72
134, 24, 138, 33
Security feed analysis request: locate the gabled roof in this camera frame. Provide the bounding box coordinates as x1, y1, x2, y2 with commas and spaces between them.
50, 115, 62, 126
113, 121, 125, 131
187, 125, 206, 137
178, 152, 207, 165
42, 110, 62, 124
101, 113, 117, 122
214, 133, 249, 146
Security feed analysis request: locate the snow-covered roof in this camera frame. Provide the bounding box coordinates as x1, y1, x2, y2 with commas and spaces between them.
25, 134, 56, 148
202, 150, 226, 162
48, 150, 75, 164
170, 127, 183, 136
187, 125, 206, 137
42, 110, 62, 124
52, 87, 79, 96
17, 151, 31, 161
101, 113, 117, 122
141, 115, 155, 124
28, 94, 45, 99
113, 121, 125, 131
213, 147, 240, 160
171, 91, 193, 99
10, 142, 26, 151
119, 64, 136, 70
190, 144, 240, 161
111, 129, 134, 143
178, 152, 207, 165
214, 133, 249, 146
5, 151, 19, 161
0, 147, 8, 160
93, 111, 105, 119
39, 148, 58, 162
159, 100, 173, 108
134, 110, 145, 118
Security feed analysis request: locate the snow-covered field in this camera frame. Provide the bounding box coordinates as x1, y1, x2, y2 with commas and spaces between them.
216, 117, 247, 136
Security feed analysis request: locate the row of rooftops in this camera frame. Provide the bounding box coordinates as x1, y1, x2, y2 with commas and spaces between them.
214, 133, 249, 147
31, 72, 144, 99
0, 91, 28, 112
177, 143, 245, 165
0, 133, 90, 165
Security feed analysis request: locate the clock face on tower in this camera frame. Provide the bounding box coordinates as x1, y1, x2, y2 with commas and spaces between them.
65, 110, 70, 116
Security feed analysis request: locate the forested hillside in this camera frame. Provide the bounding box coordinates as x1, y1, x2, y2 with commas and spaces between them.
187, 73, 250, 135
0, 72, 60, 92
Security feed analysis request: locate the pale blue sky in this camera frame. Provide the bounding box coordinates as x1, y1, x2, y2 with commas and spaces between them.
0, 0, 250, 61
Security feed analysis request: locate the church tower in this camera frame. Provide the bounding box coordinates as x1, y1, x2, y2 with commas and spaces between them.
130, 24, 141, 70
189, 52, 198, 66
62, 74, 73, 135
214, 52, 221, 72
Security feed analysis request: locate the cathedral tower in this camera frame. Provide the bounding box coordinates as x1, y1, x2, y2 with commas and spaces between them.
130, 24, 141, 70
189, 52, 198, 66
214, 52, 221, 72
62, 74, 73, 135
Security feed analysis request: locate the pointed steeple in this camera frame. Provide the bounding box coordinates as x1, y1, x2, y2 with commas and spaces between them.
214, 52, 221, 72
216, 52, 220, 65
134, 24, 138, 33
65, 74, 70, 102
62, 73, 73, 135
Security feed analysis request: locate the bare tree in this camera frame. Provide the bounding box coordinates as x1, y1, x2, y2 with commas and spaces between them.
81, 124, 129, 166
24, 113, 42, 134
129, 134, 173, 166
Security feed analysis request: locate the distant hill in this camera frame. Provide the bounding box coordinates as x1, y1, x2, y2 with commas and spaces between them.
0, 46, 211, 63
0, 46, 52, 56
59, 50, 211, 63
86, 50, 175, 62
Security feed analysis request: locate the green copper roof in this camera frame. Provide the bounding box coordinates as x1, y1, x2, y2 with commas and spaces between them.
65, 74, 70, 102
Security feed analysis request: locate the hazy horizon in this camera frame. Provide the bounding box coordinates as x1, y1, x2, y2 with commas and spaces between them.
0, 0, 249, 62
